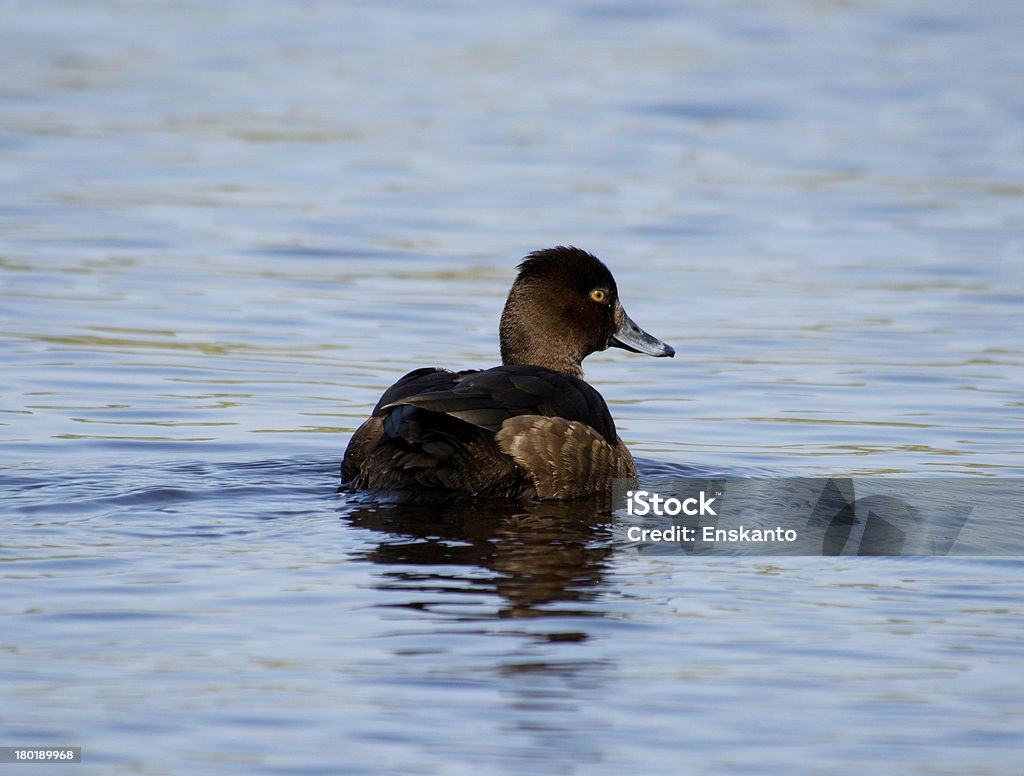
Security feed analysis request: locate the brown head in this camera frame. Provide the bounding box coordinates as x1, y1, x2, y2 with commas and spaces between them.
499, 246, 674, 379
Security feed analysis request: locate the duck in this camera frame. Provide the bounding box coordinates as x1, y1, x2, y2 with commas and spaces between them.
341, 246, 674, 501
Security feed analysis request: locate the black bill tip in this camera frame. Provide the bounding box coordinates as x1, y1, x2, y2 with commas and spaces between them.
611, 312, 675, 358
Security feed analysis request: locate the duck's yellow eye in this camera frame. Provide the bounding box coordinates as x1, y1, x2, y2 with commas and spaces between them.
590, 289, 606, 303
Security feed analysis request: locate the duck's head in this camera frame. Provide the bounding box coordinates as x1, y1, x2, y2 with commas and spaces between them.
499, 246, 675, 379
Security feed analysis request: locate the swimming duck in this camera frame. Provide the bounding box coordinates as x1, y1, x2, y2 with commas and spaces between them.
341, 246, 674, 501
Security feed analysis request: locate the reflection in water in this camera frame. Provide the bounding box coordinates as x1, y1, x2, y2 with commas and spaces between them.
339, 497, 615, 623
338, 495, 618, 769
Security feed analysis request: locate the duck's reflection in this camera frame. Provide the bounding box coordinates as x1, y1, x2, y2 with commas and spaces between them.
339, 497, 615, 621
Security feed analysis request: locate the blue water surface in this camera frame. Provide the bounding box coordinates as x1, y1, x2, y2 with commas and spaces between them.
2, 1, 1023, 773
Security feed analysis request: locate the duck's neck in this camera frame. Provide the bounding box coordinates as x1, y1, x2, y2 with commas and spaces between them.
499, 301, 585, 379
500, 347, 584, 380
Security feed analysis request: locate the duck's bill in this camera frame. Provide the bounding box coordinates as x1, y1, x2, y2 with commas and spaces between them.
611, 312, 675, 358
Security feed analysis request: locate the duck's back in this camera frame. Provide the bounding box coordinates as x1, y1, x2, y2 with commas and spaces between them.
341, 365, 636, 501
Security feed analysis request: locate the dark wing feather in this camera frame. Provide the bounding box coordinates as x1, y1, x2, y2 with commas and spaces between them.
382, 365, 617, 444
342, 368, 466, 486
371, 367, 474, 414
343, 364, 620, 499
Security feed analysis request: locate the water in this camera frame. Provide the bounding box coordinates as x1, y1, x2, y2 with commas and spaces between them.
3, 1, 1024, 773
